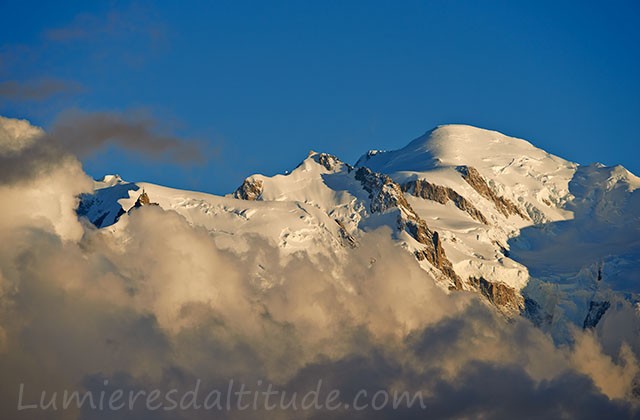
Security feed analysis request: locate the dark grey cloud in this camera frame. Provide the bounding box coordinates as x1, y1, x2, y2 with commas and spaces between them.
417, 363, 634, 420
49, 110, 204, 163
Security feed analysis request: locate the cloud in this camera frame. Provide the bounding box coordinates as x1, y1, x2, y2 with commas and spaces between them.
43, 7, 167, 49
44, 12, 106, 42
0, 115, 75, 186
0, 5, 168, 85
0, 117, 638, 418
0, 201, 637, 418
0, 113, 205, 185
49, 110, 205, 163
0, 79, 84, 102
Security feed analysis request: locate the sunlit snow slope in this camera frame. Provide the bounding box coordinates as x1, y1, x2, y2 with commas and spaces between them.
79, 125, 640, 341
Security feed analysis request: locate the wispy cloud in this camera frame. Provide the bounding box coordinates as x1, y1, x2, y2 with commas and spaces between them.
0, 4, 169, 89
0, 79, 85, 102
43, 7, 168, 49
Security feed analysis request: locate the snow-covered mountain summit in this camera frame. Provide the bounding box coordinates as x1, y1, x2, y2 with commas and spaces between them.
358, 125, 577, 223
358, 124, 564, 171
78, 124, 640, 340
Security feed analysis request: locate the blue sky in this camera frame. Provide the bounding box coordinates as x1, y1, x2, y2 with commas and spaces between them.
1, 0, 638, 194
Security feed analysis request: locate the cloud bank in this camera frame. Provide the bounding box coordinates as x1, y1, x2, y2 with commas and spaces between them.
0, 116, 638, 419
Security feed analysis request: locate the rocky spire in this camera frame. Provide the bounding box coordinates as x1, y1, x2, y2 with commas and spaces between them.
130, 188, 158, 211
134, 188, 150, 207
234, 178, 264, 200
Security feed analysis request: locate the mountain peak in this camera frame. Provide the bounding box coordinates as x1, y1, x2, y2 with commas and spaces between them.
358, 124, 556, 174
99, 174, 124, 184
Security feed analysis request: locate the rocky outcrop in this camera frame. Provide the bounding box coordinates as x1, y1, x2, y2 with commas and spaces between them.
468, 276, 525, 314
456, 165, 529, 220
583, 300, 610, 329
493, 240, 510, 257
317, 153, 341, 171
401, 179, 488, 224
412, 227, 463, 289
355, 166, 462, 288
234, 178, 263, 201
355, 167, 412, 213
335, 218, 358, 248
